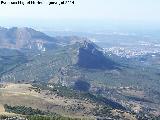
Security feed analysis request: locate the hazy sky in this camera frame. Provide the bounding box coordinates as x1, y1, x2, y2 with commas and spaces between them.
0, 0, 160, 30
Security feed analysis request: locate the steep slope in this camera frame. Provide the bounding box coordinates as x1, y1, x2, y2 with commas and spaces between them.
0, 40, 119, 83
0, 27, 160, 118
77, 41, 118, 69
0, 48, 28, 76
0, 27, 57, 50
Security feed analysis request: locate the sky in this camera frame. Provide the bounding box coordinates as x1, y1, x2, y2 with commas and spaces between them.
0, 0, 160, 30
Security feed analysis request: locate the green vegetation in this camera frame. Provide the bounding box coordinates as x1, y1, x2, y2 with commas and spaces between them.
0, 115, 84, 120
93, 106, 112, 117
3, 104, 83, 120
26, 115, 82, 120
0, 48, 27, 75
136, 112, 160, 120
33, 83, 125, 110
4, 104, 50, 115
0, 29, 160, 119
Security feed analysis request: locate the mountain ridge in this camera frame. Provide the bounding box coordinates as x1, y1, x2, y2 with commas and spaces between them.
0, 27, 160, 119
0, 27, 58, 50
0, 27, 119, 84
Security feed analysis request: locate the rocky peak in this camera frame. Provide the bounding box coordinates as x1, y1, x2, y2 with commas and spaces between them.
76, 40, 118, 70
0, 27, 57, 50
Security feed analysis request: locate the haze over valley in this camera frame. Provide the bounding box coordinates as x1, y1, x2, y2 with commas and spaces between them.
0, 26, 159, 120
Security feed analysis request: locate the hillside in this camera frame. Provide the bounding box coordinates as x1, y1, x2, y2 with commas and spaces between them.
0, 27, 160, 119
0, 27, 58, 50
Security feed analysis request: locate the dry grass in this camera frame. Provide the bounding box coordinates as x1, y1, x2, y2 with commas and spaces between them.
0, 104, 17, 116
112, 109, 137, 120
0, 83, 95, 118
0, 104, 5, 113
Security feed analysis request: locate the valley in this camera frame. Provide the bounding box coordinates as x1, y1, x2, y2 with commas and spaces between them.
0, 27, 160, 120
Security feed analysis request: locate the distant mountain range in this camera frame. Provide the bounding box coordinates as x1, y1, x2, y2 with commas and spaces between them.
0, 27, 120, 82
0, 27, 160, 119
0, 27, 88, 51
0, 27, 56, 50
